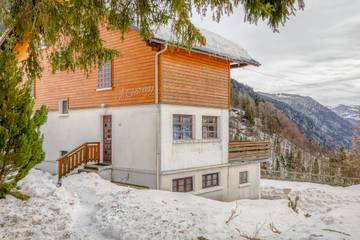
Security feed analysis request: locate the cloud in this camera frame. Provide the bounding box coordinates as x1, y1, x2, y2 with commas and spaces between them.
192, 0, 360, 106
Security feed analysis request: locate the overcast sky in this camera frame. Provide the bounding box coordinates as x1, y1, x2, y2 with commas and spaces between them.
192, 0, 360, 107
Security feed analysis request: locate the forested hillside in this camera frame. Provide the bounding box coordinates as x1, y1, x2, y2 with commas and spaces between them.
258, 92, 353, 150
230, 79, 359, 180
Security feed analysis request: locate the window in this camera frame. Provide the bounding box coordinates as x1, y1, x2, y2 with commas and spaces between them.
97, 60, 112, 89
202, 173, 219, 188
30, 80, 35, 98
239, 171, 248, 184
172, 177, 193, 192
202, 116, 218, 139
59, 99, 69, 114
173, 115, 193, 140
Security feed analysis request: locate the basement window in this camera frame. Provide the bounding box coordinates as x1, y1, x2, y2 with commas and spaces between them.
97, 60, 112, 89
172, 177, 193, 192
58, 99, 69, 115
202, 116, 218, 139
173, 114, 193, 140
202, 173, 219, 188
239, 171, 248, 184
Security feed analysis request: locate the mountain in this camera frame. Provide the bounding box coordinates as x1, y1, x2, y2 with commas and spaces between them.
332, 104, 360, 126
257, 92, 353, 150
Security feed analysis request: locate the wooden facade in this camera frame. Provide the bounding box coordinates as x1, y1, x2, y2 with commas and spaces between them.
159, 49, 230, 109
35, 28, 231, 111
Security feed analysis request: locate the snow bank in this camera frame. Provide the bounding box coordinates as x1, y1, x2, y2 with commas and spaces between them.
1, 170, 360, 240
0, 170, 79, 240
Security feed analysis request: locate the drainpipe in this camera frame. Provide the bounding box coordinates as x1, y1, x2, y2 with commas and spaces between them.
155, 44, 168, 189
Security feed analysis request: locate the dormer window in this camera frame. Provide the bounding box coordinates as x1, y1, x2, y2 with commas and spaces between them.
97, 60, 112, 90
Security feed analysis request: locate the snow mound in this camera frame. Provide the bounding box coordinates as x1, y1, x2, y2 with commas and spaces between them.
1, 170, 360, 240
0, 170, 79, 240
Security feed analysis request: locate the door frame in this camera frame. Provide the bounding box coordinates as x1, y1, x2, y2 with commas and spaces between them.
102, 114, 112, 164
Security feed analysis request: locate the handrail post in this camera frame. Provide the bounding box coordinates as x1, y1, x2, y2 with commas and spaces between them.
84, 144, 88, 165
97, 143, 100, 163
57, 159, 62, 185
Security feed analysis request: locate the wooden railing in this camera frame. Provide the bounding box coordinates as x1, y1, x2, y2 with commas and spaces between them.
229, 141, 271, 162
261, 169, 360, 187
57, 142, 100, 183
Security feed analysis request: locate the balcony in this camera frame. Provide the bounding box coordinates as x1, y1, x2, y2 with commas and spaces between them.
229, 141, 271, 162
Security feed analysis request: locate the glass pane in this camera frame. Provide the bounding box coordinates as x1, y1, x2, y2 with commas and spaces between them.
178, 185, 184, 192
184, 131, 192, 140
183, 125, 192, 132
173, 131, 181, 140
173, 115, 180, 123
182, 116, 192, 123
178, 179, 184, 186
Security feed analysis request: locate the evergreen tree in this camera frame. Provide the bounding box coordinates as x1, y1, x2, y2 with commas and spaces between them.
0, 45, 47, 198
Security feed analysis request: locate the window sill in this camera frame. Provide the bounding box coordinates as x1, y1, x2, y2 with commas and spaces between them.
173, 138, 221, 144
193, 186, 223, 195
96, 87, 113, 92
238, 183, 251, 188
58, 113, 69, 118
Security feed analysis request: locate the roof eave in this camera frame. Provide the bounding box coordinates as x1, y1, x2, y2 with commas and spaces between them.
150, 38, 260, 67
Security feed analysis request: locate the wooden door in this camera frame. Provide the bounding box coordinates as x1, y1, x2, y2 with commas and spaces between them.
103, 115, 112, 164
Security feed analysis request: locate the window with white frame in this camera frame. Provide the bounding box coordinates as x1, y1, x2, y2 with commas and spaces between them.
239, 171, 248, 184
97, 60, 112, 89
58, 99, 69, 114
202, 116, 218, 139
173, 114, 193, 140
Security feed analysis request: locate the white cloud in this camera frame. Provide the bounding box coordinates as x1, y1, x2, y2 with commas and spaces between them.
192, 0, 360, 106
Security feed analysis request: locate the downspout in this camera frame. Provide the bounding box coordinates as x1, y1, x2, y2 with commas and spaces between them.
155, 43, 168, 189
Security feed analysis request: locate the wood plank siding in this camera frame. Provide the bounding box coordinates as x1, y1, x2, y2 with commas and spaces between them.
159, 49, 230, 109
35, 29, 231, 110
35, 28, 156, 110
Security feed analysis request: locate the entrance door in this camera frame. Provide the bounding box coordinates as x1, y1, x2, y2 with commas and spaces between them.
103, 115, 112, 164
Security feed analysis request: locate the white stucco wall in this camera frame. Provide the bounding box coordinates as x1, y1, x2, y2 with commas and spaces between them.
227, 162, 261, 201
160, 165, 227, 201
160, 104, 229, 172
37, 105, 158, 183
160, 162, 261, 201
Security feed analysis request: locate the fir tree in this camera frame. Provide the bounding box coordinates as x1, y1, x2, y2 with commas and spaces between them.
0, 45, 47, 198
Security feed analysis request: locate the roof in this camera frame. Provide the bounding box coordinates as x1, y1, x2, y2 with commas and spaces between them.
151, 26, 260, 67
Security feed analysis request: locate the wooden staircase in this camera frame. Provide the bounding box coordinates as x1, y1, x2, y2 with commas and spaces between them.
57, 142, 100, 184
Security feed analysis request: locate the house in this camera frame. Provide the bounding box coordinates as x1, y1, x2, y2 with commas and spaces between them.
2, 26, 271, 201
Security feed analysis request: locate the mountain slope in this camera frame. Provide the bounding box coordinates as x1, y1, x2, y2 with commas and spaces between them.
257, 92, 353, 150
332, 104, 360, 126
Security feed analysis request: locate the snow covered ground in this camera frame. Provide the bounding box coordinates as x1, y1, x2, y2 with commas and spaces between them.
1, 170, 360, 240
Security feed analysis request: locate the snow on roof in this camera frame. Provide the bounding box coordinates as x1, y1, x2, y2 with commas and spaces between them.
151, 26, 260, 66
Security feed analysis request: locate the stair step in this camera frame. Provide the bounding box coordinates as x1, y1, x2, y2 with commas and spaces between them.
84, 165, 100, 170
95, 163, 111, 166
78, 168, 98, 174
